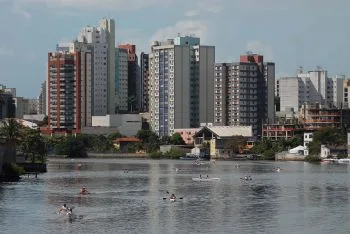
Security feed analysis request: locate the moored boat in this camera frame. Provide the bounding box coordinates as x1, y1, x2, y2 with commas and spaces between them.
192, 177, 220, 182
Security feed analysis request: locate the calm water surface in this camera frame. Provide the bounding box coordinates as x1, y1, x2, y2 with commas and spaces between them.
1, 159, 350, 234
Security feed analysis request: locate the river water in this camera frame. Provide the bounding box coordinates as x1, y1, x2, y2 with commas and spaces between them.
1, 158, 350, 234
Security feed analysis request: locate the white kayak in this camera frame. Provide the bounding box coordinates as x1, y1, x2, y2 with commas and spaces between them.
192, 177, 220, 182
169, 198, 176, 202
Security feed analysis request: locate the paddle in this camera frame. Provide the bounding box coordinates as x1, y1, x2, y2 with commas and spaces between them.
163, 197, 183, 200
163, 191, 183, 200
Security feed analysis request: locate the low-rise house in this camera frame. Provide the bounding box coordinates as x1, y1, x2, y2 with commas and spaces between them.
113, 137, 142, 153
173, 128, 200, 145
193, 126, 253, 159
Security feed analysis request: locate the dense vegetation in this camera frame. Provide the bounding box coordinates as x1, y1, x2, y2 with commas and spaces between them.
251, 127, 348, 160
252, 135, 303, 160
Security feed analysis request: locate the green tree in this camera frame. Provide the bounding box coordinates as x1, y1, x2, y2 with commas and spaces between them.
163, 147, 185, 159
225, 135, 247, 154
160, 136, 171, 145
288, 135, 303, 148
313, 127, 346, 147
170, 133, 185, 145
20, 129, 47, 163
107, 132, 123, 141
65, 136, 87, 158
0, 118, 23, 163
136, 130, 160, 153
0, 118, 23, 145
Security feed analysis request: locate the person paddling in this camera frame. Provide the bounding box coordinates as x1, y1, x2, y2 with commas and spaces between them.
80, 187, 89, 194
59, 204, 68, 214
170, 193, 176, 199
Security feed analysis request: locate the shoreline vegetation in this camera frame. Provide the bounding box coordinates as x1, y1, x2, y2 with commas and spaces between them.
0, 120, 348, 181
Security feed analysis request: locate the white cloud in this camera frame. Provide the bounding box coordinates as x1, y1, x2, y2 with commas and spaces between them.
185, 10, 200, 17
0, 47, 15, 57
17, 0, 177, 10
150, 20, 208, 43
12, 1, 32, 18
207, 5, 223, 13
246, 40, 274, 61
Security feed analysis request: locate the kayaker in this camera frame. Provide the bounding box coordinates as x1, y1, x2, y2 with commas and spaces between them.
80, 187, 89, 194
200, 174, 202, 179
59, 204, 68, 213
170, 194, 176, 199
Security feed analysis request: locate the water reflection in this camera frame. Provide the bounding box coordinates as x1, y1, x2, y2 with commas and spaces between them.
1, 159, 350, 233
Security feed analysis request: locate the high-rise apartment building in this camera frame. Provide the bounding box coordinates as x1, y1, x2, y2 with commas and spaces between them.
38, 81, 46, 115
47, 49, 92, 133
77, 18, 115, 115
279, 68, 345, 112
344, 80, 350, 109
118, 44, 139, 112
0, 86, 15, 119
115, 48, 129, 112
100, 19, 116, 114
149, 36, 215, 137
214, 54, 275, 138
139, 52, 149, 112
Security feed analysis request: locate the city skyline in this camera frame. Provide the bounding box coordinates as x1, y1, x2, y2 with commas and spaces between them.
0, 0, 349, 97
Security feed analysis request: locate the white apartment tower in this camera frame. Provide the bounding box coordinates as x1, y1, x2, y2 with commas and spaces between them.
279, 68, 345, 112
149, 36, 215, 137
77, 18, 116, 115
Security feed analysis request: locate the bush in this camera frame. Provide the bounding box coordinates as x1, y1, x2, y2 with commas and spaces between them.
262, 149, 276, 160
149, 151, 163, 159
337, 154, 348, 159
163, 148, 185, 159
305, 155, 322, 162
1, 163, 23, 181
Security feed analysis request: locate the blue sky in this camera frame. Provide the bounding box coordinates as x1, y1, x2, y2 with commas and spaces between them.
0, 0, 349, 98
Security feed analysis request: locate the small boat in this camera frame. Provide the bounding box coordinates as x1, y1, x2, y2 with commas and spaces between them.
192, 177, 220, 182
169, 197, 176, 202
338, 158, 350, 164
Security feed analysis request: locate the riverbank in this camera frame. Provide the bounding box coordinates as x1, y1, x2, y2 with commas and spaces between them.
48, 153, 148, 159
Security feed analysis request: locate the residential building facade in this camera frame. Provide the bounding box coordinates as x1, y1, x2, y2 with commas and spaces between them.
214, 54, 275, 138
47, 49, 92, 134
38, 81, 47, 115
77, 18, 115, 115
149, 36, 215, 137
278, 68, 346, 112
139, 52, 149, 112
118, 44, 139, 112
115, 48, 129, 112
300, 103, 350, 131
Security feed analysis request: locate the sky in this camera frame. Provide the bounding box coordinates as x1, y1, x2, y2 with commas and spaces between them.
0, 0, 349, 98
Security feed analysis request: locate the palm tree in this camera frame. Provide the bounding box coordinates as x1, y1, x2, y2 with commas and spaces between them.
0, 118, 23, 163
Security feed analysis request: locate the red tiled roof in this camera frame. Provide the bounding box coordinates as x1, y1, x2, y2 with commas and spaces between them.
113, 137, 142, 143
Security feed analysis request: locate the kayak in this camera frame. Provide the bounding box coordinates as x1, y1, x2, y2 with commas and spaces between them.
59, 210, 73, 217
169, 198, 176, 202
192, 177, 220, 182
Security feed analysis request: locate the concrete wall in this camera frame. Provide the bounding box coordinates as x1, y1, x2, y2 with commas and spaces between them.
88, 114, 142, 136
